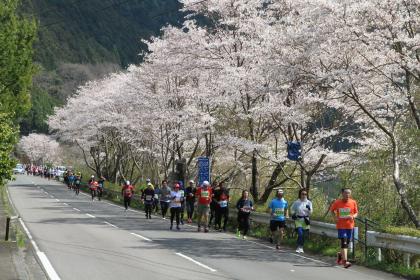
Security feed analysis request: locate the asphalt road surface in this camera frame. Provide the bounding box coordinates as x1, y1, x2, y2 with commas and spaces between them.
8, 175, 404, 280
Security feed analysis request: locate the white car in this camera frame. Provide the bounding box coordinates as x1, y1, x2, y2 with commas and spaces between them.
13, 164, 25, 175
55, 166, 67, 178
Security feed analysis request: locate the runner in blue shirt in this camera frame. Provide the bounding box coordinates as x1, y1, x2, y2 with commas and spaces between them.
268, 189, 289, 250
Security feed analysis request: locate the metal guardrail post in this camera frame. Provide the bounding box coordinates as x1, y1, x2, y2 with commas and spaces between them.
5, 217, 10, 241
352, 227, 355, 260
364, 218, 368, 260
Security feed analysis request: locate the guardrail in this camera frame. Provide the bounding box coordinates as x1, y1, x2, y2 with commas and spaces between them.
367, 230, 420, 267
231, 208, 342, 239
230, 208, 418, 267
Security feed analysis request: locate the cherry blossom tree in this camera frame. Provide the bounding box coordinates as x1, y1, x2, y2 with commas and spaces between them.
18, 133, 61, 165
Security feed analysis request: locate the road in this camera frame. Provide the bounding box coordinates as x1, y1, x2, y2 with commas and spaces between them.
8, 175, 404, 280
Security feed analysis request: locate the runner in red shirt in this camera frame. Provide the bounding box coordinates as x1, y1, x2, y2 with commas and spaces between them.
330, 188, 358, 268
88, 176, 98, 201
195, 181, 213, 232
122, 181, 135, 211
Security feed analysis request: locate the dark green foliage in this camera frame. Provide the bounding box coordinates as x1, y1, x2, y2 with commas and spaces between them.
0, 114, 18, 185
20, 85, 60, 134
21, 0, 184, 69
0, 0, 37, 120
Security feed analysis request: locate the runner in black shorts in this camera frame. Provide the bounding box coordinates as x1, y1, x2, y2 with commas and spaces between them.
270, 220, 286, 231
268, 189, 288, 249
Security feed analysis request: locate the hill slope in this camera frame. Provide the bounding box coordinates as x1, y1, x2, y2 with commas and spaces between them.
23, 0, 183, 68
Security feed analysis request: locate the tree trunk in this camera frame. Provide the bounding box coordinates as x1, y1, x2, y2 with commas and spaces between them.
251, 149, 258, 200
392, 139, 420, 228
257, 162, 287, 204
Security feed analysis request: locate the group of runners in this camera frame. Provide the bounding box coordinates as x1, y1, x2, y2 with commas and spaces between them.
65, 173, 358, 269
25, 165, 58, 179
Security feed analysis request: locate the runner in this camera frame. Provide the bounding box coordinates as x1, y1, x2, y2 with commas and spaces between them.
121, 180, 135, 211
153, 184, 160, 213
88, 176, 99, 201
236, 190, 254, 239
68, 172, 75, 191
291, 189, 313, 253
97, 176, 105, 201
64, 171, 70, 189
185, 180, 196, 223
208, 182, 218, 229
178, 181, 186, 225
169, 183, 183, 230
159, 180, 171, 219
214, 183, 229, 232
330, 188, 358, 268
195, 180, 213, 233
268, 189, 288, 250
142, 183, 155, 219
74, 173, 81, 195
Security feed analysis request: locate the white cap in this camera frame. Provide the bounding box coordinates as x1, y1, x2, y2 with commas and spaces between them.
126, 180, 130, 185
202, 181, 210, 186
146, 178, 151, 182
189, 180, 194, 183
91, 175, 95, 178
277, 189, 284, 194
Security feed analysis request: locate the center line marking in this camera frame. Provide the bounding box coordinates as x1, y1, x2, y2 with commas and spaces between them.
104, 221, 119, 228
63, 203, 68, 206
73, 208, 81, 212
130, 232, 152, 242
175, 252, 217, 272
85, 214, 95, 218
55, 199, 60, 202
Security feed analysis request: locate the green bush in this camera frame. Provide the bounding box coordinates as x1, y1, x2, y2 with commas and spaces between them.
382, 226, 420, 238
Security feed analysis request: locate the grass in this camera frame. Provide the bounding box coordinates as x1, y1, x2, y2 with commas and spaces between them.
0, 183, 27, 248
364, 259, 420, 280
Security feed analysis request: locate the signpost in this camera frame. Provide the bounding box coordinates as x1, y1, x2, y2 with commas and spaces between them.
197, 157, 210, 186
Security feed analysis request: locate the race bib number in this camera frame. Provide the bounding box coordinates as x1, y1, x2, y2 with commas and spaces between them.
154, 194, 159, 199
219, 200, 228, 207
339, 208, 351, 218
201, 191, 209, 198
145, 195, 152, 201
274, 208, 284, 217
179, 190, 184, 196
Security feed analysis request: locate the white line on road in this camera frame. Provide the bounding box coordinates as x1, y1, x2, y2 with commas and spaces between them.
37, 252, 61, 280
105, 202, 125, 210
175, 252, 217, 272
55, 199, 60, 202
63, 203, 68, 206
104, 221, 119, 228
130, 232, 152, 242
73, 208, 81, 212
85, 213, 96, 218
19, 218, 61, 280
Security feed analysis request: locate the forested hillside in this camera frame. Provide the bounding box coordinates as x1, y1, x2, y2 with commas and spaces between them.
23, 0, 183, 68
19, 0, 183, 134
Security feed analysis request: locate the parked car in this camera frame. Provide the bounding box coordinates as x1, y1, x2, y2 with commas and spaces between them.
13, 164, 25, 175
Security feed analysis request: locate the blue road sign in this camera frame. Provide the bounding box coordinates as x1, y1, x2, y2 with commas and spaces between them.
198, 157, 210, 186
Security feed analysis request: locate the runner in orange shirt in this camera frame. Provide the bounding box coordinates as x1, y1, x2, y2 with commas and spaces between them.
330, 188, 358, 268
